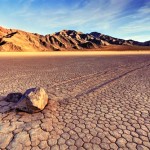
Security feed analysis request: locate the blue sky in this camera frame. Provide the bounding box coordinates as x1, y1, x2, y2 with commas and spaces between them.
0, 0, 150, 41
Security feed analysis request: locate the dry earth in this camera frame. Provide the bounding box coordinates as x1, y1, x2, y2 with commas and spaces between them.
0, 52, 150, 150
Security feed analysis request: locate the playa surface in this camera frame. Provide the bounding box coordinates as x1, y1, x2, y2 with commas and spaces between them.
0, 52, 150, 149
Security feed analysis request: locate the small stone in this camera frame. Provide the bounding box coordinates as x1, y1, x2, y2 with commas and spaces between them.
15, 87, 48, 113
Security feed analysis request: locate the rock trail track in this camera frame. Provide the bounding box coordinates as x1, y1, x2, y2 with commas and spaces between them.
0, 55, 150, 150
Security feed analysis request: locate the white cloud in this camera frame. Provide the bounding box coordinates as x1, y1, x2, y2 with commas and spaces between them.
11, 0, 132, 31
119, 1, 150, 34
3, 0, 149, 42
125, 35, 150, 42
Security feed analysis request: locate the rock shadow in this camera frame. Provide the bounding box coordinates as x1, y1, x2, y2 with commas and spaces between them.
0, 95, 16, 113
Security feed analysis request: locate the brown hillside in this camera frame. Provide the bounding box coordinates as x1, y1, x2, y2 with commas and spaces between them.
0, 26, 150, 51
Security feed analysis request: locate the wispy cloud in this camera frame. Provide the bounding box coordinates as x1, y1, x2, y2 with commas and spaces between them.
119, 1, 150, 35
0, 0, 149, 41
11, 0, 132, 30
11, 0, 35, 17
125, 35, 150, 42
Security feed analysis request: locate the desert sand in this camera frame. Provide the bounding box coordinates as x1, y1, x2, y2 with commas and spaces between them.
0, 51, 150, 57
0, 52, 150, 149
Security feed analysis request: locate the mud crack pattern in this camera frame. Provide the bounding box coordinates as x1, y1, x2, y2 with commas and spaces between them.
0, 55, 150, 150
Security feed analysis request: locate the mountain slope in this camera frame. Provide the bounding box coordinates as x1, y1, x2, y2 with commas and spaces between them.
0, 27, 50, 51
0, 26, 150, 51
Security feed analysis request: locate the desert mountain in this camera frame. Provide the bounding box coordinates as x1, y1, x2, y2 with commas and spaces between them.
0, 26, 150, 51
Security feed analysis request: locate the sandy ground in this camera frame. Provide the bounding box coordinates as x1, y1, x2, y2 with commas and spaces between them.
0, 52, 150, 149
0, 51, 150, 57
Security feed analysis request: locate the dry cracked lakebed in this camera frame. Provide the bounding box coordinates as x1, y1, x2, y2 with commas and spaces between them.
0, 54, 150, 150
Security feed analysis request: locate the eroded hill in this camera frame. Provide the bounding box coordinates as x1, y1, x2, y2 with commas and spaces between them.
0, 26, 150, 51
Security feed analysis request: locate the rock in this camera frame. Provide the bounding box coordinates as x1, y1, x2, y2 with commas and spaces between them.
15, 87, 48, 113
5, 92, 22, 103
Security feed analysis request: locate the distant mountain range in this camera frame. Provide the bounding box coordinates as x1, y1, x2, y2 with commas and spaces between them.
0, 26, 150, 51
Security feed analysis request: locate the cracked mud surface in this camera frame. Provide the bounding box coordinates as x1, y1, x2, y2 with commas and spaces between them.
0, 54, 150, 150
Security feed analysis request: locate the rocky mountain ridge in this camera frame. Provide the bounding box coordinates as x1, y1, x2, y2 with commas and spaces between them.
0, 26, 150, 51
